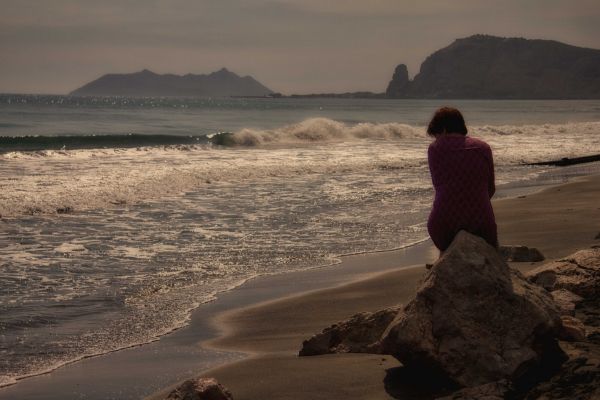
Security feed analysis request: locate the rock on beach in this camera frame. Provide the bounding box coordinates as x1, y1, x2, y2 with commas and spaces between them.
380, 231, 565, 387
165, 377, 233, 400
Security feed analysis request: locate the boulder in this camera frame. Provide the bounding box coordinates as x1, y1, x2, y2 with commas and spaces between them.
165, 377, 233, 400
526, 248, 600, 297
299, 306, 401, 356
498, 245, 545, 262
380, 231, 565, 387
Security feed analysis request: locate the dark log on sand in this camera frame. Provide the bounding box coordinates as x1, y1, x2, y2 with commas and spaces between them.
526, 154, 600, 167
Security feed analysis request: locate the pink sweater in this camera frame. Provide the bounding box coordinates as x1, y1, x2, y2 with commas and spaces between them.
427, 135, 497, 251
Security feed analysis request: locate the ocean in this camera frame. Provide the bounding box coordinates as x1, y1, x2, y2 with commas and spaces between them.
1, 95, 600, 387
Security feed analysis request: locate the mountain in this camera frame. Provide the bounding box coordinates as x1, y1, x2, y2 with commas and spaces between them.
70, 68, 274, 97
386, 35, 600, 99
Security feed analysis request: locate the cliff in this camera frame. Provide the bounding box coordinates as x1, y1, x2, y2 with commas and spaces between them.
70, 68, 273, 97
386, 35, 600, 99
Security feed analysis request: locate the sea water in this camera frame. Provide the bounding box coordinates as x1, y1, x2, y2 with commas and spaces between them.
1, 95, 600, 387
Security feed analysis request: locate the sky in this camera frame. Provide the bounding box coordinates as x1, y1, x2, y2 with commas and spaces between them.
1, 0, 599, 95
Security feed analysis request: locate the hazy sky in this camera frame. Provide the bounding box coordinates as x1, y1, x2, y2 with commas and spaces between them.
1, 0, 599, 94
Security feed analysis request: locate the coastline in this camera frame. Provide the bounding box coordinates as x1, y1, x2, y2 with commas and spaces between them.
1, 171, 598, 399
148, 173, 600, 400
0, 225, 437, 399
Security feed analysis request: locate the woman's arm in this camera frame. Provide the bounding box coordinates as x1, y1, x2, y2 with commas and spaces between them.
486, 146, 496, 198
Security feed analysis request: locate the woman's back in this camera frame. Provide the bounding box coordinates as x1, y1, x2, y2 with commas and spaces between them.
428, 135, 495, 205
425, 108, 497, 251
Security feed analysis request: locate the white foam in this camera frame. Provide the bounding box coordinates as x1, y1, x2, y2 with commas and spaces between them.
226, 117, 424, 146
54, 243, 88, 254
1, 119, 599, 217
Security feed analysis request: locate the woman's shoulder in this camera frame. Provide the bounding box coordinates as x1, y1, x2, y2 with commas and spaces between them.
466, 136, 491, 150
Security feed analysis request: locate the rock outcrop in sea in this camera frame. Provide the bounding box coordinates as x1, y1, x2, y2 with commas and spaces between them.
70, 68, 274, 98
386, 34, 600, 99
300, 232, 600, 399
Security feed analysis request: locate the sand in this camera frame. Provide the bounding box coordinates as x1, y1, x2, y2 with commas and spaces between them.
146, 175, 600, 400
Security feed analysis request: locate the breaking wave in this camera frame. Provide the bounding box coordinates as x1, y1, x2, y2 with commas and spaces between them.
208, 118, 425, 146
2, 118, 599, 153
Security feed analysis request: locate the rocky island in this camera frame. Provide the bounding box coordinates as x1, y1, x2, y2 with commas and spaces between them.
386, 34, 600, 99
70, 68, 274, 97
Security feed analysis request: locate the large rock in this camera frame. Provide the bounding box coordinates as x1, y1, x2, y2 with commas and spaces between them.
380, 231, 565, 387
385, 64, 410, 97
526, 248, 600, 297
165, 377, 233, 400
299, 306, 401, 356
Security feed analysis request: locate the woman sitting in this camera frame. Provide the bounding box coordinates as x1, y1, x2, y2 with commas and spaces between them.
426, 107, 498, 251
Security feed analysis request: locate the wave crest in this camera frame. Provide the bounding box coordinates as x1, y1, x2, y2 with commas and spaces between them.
211, 118, 425, 146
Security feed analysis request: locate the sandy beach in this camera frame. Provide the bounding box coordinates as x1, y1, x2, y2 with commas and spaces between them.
0, 173, 597, 400
144, 175, 600, 400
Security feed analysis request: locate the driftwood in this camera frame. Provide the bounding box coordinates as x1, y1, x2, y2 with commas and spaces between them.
525, 154, 600, 167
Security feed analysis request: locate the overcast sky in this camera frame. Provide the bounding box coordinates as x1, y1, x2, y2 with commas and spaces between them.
1, 0, 599, 94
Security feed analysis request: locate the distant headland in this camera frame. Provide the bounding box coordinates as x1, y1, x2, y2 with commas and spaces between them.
70, 35, 600, 99
293, 35, 600, 99
385, 34, 600, 99
70, 68, 273, 98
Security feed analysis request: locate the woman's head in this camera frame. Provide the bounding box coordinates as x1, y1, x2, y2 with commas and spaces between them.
427, 107, 468, 136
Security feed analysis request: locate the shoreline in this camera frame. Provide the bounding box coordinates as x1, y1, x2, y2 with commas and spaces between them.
148, 173, 600, 400
1, 170, 598, 399
0, 229, 438, 399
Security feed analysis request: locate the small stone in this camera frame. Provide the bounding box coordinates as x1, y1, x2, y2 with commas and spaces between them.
435, 379, 510, 400
551, 289, 583, 315
498, 245, 545, 262
165, 377, 233, 400
558, 316, 587, 342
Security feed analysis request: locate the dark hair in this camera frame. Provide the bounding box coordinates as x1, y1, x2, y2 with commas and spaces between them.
427, 107, 468, 136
